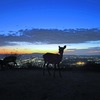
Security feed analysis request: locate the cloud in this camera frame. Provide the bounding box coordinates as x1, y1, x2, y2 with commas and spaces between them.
17, 28, 100, 44
67, 47, 100, 55
0, 28, 100, 46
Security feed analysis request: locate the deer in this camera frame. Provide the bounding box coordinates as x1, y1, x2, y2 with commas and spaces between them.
3, 55, 17, 69
43, 45, 66, 77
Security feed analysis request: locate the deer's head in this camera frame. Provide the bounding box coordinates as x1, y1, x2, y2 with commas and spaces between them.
58, 45, 66, 54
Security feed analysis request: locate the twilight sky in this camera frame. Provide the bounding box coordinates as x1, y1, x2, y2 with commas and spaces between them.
0, 0, 100, 55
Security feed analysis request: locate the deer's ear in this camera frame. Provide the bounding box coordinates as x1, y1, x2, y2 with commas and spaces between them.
64, 45, 66, 48
59, 46, 60, 48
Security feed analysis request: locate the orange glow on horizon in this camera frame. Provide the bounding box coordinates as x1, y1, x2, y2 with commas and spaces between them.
0, 46, 58, 54
0, 44, 68, 55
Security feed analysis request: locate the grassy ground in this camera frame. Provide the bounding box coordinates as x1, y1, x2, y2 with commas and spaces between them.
0, 69, 100, 100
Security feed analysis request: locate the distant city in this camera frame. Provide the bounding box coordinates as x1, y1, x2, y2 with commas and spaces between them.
0, 54, 100, 68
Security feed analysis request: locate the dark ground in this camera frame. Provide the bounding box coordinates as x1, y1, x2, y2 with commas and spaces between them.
0, 69, 100, 100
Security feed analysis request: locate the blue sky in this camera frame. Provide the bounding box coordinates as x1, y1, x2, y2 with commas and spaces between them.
0, 0, 100, 55
1, 0, 100, 31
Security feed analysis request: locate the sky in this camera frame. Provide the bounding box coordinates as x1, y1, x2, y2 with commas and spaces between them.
0, 0, 100, 55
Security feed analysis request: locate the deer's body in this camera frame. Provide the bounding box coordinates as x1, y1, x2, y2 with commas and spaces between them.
43, 53, 62, 64
43, 45, 66, 77
3, 56, 17, 65
0, 56, 17, 70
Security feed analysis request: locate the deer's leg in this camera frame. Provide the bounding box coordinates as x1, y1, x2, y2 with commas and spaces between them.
43, 62, 46, 76
14, 62, 17, 66
5, 63, 8, 69
0, 61, 3, 70
53, 64, 56, 77
46, 63, 51, 76
58, 63, 62, 77
0, 64, 2, 70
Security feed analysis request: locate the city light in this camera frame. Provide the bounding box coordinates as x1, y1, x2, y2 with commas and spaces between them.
76, 61, 85, 66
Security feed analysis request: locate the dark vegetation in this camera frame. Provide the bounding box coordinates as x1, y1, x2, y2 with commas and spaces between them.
22, 61, 100, 72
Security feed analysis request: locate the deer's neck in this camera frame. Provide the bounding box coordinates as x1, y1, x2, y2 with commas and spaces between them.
58, 52, 64, 60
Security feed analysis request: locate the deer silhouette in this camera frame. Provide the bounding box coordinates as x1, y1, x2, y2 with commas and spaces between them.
43, 45, 66, 77
1, 55, 17, 69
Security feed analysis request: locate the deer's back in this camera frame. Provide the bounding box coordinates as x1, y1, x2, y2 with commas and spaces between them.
3, 56, 16, 63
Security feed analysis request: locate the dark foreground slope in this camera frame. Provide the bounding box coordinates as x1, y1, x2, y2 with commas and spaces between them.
0, 69, 100, 100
